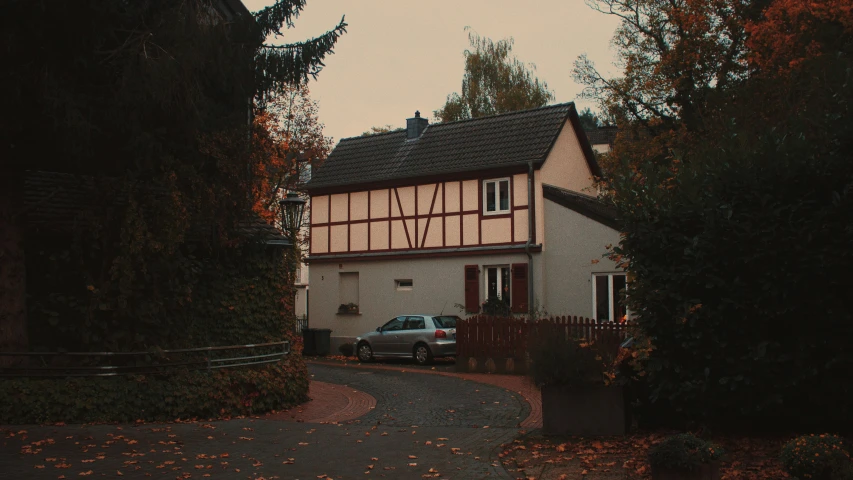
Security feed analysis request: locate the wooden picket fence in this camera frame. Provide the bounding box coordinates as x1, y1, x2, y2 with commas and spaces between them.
456, 315, 632, 360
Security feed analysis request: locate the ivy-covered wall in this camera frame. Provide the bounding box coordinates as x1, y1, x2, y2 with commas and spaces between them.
0, 233, 308, 424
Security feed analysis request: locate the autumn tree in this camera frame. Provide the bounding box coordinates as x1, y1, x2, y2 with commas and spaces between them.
434, 29, 555, 123
250, 86, 331, 228
573, 0, 767, 135
586, 0, 853, 429
0, 0, 345, 358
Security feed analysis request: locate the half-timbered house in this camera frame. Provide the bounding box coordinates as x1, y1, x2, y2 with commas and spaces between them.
305, 103, 625, 351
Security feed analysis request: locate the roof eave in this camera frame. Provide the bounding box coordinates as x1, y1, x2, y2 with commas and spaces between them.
305, 162, 539, 195
542, 184, 619, 230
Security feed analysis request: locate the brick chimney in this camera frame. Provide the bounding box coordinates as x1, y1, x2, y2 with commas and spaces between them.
406, 111, 429, 139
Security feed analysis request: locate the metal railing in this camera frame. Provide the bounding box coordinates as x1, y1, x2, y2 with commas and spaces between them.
0, 341, 290, 378
295, 315, 309, 335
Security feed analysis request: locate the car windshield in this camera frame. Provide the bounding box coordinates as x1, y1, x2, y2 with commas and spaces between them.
432, 316, 458, 328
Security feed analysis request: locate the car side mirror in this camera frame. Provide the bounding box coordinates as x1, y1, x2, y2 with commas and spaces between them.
376, 327, 382, 333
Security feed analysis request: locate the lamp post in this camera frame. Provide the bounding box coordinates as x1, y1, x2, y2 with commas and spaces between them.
279, 191, 307, 329
278, 191, 306, 277
278, 192, 306, 244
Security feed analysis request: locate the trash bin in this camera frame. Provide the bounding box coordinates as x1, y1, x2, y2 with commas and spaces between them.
302, 328, 317, 356
313, 329, 332, 356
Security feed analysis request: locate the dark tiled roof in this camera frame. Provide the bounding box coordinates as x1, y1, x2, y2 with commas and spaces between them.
542, 184, 619, 230
584, 127, 619, 146
23, 171, 288, 245
308, 103, 601, 192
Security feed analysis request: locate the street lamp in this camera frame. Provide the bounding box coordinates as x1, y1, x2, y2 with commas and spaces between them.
278, 192, 306, 242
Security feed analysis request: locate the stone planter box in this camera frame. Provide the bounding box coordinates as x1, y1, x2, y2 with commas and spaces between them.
651, 461, 721, 480
541, 385, 625, 436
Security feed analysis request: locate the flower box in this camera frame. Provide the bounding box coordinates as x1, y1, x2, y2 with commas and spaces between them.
338, 303, 359, 314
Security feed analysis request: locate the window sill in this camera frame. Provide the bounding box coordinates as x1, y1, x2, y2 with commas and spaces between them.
336, 312, 362, 316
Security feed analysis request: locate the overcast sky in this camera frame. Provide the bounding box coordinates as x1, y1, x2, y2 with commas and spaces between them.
243, 1, 621, 144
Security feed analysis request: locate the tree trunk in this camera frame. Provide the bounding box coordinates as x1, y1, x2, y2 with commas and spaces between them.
0, 186, 28, 367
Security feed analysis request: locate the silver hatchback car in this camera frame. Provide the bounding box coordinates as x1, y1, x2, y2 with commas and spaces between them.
354, 315, 458, 365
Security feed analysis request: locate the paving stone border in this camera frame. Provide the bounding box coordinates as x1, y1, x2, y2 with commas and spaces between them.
264, 381, 376, 424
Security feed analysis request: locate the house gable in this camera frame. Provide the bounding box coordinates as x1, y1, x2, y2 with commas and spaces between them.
539, 118, 600, 194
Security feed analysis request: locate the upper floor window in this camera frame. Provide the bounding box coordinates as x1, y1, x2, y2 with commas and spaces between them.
483, 179, 510, 215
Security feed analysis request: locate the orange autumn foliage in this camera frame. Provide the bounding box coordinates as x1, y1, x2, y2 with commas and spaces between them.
249, 86, 330, 230
747, 0, 853, 73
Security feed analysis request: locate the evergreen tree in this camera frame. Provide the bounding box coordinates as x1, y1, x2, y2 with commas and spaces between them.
0, 0, 346, 357
578, 107, 603, 131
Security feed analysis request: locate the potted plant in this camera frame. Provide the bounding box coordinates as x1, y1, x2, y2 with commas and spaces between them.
527, 325, 626, 435
780, 434, 852, 480
481, 296, 511, 317
338, 303, 359, 314
648, 433, 724, 480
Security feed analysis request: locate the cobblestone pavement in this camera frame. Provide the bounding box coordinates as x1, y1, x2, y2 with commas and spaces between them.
0, 364, 528, 479
305, 359, 542, 429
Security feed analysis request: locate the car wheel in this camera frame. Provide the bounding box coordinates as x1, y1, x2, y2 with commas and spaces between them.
357, 342, 374, 362
413, 343, 433, 366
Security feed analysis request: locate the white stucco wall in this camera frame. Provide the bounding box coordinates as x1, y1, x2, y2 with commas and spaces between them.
308, 202, 620, 349
540, 198, 622, 318
308, 253, 541, 348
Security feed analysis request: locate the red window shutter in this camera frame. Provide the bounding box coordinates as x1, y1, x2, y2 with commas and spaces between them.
511, 263, 528, 313
464, 265, 479, 313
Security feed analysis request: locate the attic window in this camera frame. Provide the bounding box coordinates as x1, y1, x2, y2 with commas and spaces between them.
395, 279, 413, 291
483, 179, 510, 215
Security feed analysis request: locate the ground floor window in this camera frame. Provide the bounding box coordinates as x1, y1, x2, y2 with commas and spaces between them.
484, 265, 511, 303
593, 273, 627, 322
338, 272, 359, 313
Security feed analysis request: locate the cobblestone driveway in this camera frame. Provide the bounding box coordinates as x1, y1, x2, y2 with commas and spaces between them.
0, 364, 528, 479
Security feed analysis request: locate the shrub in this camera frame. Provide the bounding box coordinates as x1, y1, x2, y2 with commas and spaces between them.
0, 359, 308, 424
780, 434, 853, 480
608, 129, 853, 429
648, 433, 724, 471
481, 296, 511, 316
527, 325, 608, 388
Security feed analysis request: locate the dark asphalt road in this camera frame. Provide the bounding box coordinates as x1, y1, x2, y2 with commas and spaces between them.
0, 363, 529, 479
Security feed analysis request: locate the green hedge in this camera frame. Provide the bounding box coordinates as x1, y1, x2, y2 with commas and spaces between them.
17, 206, 309, 423
609, 105, 853, 430
0, 358, 308, 424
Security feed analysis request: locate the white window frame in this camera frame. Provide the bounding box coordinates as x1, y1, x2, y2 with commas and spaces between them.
484, 265, 511, 301
482, 178, 511, 215
592, 272, 629, 322
395, 279, 413, 291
